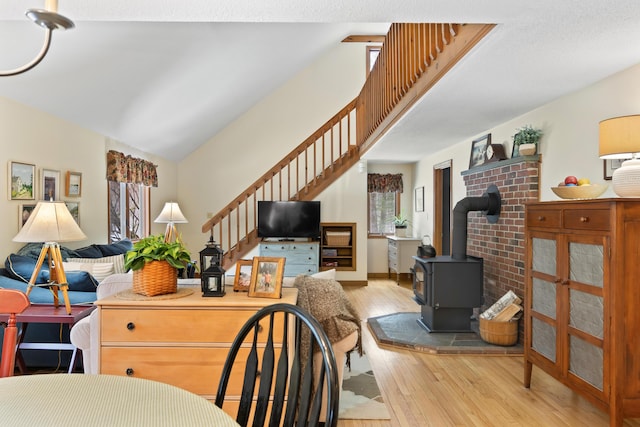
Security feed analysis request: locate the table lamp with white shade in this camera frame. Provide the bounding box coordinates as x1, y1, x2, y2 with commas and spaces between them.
600, 115, 640, 197
13, 201, 86, 314
154, 202, 188, 242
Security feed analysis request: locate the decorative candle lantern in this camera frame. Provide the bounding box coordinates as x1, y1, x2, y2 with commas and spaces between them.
199, 235, 226, 297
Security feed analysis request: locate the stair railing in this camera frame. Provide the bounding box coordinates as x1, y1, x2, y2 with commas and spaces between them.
202, 23, 494, 268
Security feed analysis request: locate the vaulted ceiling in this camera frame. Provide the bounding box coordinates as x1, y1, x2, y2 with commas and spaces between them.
1, 1, 640, 163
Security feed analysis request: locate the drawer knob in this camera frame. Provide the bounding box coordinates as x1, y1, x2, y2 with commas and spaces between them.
126, 322, 135, 331
126, 368, 134, 376
537, 216, 545, 221
580, 216, 589, 223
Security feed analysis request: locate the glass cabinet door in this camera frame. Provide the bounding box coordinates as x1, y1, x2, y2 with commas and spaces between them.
530, 236, 558, 363
567, 238, 605, 391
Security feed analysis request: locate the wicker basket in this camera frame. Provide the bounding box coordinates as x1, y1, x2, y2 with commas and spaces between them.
132, 260, 178, 297
325, 231, 351, 246
479, 317, 519, 346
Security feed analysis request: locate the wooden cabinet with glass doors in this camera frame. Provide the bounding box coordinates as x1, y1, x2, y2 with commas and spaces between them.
524, 199, 640, 427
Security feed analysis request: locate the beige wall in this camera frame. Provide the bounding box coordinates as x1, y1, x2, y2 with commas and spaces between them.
409, 62, 640, 245
177, 42, 371, 280
366, 163, 414, 274
0, 97, 178, 261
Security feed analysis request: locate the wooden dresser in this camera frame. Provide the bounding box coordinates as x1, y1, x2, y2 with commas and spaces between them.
96, 287, 298, 416
524, 199, 640, 426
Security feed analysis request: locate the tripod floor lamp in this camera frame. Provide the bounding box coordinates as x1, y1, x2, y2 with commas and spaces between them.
13, 201, 86, 314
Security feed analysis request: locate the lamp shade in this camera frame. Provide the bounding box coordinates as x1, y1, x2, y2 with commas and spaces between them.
599, 115, 640, 159
154, 202, 188, 224
600, 115, 640, 197
13, 201, 86, 243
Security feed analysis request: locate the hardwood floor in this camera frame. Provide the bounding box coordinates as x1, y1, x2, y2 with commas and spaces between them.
340, 279, 640, 427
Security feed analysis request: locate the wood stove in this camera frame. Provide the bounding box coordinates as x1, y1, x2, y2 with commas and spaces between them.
412, 255, 483, 332
411, 184, 501, 333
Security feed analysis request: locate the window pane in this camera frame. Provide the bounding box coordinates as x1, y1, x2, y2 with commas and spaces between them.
108, 181, 150, 243
108, 181, 122, 242
368, 192, 396, 235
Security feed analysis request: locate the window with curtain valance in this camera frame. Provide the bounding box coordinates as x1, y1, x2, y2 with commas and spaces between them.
106, 150, 158, 187
106, 150, 154, 243
367, 173, 403, 194
367, 173, 403, 235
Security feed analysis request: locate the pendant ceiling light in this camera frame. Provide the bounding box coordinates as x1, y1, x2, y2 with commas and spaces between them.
0, 0, 74, 77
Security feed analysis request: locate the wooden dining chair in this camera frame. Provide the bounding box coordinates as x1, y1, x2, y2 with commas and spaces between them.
215, 303, 339, 427
0, 289, 30, 377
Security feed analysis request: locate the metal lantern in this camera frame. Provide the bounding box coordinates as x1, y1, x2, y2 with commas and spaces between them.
199, 236, 226, 297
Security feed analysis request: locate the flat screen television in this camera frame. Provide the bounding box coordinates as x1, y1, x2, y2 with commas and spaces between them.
257, 201, 321, 239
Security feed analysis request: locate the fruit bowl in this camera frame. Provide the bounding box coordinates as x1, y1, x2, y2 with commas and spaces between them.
551, 184, 609, 200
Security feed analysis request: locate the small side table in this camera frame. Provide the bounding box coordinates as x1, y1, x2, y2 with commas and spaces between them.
0, 303, 95, 374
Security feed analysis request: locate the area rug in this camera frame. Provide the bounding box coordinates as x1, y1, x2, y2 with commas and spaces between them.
368, 312, 523, 355
339, 353, 390, 420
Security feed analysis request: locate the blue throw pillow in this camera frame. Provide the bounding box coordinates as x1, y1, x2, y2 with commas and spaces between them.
5, 254, 47, 283
73, 245, 103, 258
63, 271, 99, 292
96, 239, 133, 256
5, 254, 98, 291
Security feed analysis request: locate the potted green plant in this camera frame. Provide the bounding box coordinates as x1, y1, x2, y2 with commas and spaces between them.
513, 125, 543, 156
393, 213, 409, 237
124, 234, 192, 296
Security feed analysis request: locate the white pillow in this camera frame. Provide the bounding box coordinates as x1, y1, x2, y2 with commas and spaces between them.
67, 254, 126, 274
62, 261, 114, 283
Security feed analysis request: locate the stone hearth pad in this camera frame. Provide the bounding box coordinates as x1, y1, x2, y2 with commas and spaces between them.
367, 312, 523, 355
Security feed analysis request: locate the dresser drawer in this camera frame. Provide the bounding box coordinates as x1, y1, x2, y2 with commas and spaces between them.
563, 209, 610, 231
101, 309, 284, 343
101, 346, 279, 397
526, 209, 561, 229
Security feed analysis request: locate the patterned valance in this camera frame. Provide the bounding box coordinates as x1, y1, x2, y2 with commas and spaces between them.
367, 173, 403, 193
106, 150, 158, 187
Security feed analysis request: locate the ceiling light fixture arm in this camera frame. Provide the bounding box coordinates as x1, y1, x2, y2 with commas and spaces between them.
0, 7, 74, 77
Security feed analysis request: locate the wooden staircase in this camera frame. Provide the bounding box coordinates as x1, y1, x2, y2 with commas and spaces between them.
202, 23, 495, 270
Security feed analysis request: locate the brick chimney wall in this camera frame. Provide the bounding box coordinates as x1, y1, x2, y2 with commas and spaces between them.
461, 157, 540, 337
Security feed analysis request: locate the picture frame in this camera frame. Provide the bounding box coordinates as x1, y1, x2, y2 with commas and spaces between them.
511, 142, 520, 159
415, 186, 424, 212
41, 168, 60, 201
18, 203, 37, 229
469, 134, 491, 169
9, 161, 35, 200
65, 201, 80, 226
233, 259, 253, 292
603, 158, 628, 180
248, 257, 285, 299
65, 171, 82, 197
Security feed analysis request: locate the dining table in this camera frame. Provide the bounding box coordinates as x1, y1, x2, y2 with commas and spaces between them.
0, 373, 240, 426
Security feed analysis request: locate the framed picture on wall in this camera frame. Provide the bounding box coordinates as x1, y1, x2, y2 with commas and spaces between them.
65, 201, 80, 226
18, 203, 37, 229
603, 158, 629, 180
415, 186, 424, 212
65, 171, 82, 197
9, 161, 35, 200
41, 168, 60, 201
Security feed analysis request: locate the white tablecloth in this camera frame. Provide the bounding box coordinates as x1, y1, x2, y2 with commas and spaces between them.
0, 374, 239, 427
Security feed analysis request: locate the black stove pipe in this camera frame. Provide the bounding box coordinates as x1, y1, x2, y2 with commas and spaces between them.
451, 185, 501, 260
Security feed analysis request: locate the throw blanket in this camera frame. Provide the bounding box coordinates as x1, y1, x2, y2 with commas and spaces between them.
294, 275, 363, 367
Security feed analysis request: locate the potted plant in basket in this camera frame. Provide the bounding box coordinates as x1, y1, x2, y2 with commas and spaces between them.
513, 125, 543, 156
124, 234, 192, 297
393, 213, 409, 238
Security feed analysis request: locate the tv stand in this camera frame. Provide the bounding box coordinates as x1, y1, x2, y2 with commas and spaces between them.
259, 241, 319, 277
